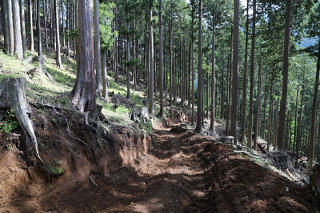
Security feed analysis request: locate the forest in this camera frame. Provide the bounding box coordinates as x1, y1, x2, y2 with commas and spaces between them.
0, 0, 320, 212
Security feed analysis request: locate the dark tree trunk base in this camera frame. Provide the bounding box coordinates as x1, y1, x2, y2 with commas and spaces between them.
0, 78, 41, 160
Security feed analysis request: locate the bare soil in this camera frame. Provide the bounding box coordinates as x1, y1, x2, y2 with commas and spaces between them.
0, 107, 319, 212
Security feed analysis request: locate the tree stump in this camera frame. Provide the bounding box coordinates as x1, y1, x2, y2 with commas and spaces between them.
0, 78, 40, 159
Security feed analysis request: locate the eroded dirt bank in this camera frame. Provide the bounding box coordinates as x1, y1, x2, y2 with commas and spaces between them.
0, 107, 319, 212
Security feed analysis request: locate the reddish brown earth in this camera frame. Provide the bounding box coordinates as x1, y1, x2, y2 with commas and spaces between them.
0, 108, 319, 212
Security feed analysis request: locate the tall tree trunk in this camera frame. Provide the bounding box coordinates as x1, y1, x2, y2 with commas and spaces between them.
148, 0, 154, 114
102, 50, 108, 101
210, 9, 216, 132
191, 0, 195, 125
221, 51, 225, 119
12, 0, 23, 59
28, 0, 34, 52
195, 0, 203, 133
273, 100, 279, 149
44, 0, 48, 53
241, 0, 250, 143
307, 40, 320, 168
277, 0, 292, 150
66, 0, 70, 57
126, 0, 130, 99
19, 0, 26, 56
267, 86, 273, 152
248, 0, 257, 148
293, 87, 299, 152
61, 0, 65, 47
94, 0, 102, 98
2, 0, 10, 53
159, 0, 164, 117
254, 61, 262, 150
54, 0, 61, 68
296, 73, 305, 156
7, 0, 14, 55
169, 18, 173, 107
231, 0, 240, 144
70, 0, 96, 113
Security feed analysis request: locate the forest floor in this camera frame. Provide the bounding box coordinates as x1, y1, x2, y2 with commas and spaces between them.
0, 49, 319, 212
0, 113, 319, 212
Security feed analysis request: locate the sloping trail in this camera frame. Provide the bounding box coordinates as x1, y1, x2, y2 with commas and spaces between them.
0, 120, 319, 212
39, 124, 318, 213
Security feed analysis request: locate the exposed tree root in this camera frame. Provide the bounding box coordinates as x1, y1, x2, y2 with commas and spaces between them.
0, 78, 41, 161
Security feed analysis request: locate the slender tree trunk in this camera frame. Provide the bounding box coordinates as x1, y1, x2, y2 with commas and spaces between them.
254, 61, 262, 150
278, 0, 292, 150
19, 0, 26, 56
293, 88, 299, 151
231, 0, 240, 144
54, 0, 61, 67
44, 0, 48, 53
210, 9, 216, 132
102, 50, 108, 101
7, 0, 14, 55
2, 0, 10, 54
94, 0, 102, 98
191, 0, 195, 125
126, 0, 130, 99
148, 0, 154, 114
307, 40, 320, 167
66, 0, 70, 57
248, 0, 257, 148
70, 0, 96, 113
169, 18, 173, 107
159, 0, 164, 117
221, 51, 225, 119
296, 74, 305, 156
267, 86, 273, 152
12, 0, 23, 59
195, 0, 203, 133
61, 0, 65, 47
273, 100, 279, 149
262, 85, 267, 138
241, 0, 250, 143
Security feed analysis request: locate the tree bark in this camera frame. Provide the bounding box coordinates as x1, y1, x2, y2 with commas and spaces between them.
148, 0, 154, 115
19, 0, 26, 56
191, 0, 195, 125
195, 0, 203, 133
7, 0, 14, 55
12, 0, 23, 59
169, 17, 173, 107
248, 0, 257, 148
254, 61, 262, 150
70, 0, 96, 113
159, 0, 164, 117
126, 0, 130, 99
277, 0, 292, 150
102, 50, 108, 101
308, 40, 320, 168
54, 0, 61, 68
2, 0, 10, 54
94, 0, 102, 98
241, 0, 250, 143
44, 0, 48, 53
210, 8, 216, 132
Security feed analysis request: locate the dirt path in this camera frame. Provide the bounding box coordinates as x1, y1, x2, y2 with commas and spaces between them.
46, 126, 214, 212
1, 123, 319, 212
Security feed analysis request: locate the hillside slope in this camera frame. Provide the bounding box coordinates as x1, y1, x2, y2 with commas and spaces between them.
0, 51, 319, 212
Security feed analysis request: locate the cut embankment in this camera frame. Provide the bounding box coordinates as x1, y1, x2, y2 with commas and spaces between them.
0, 108, 319, 212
